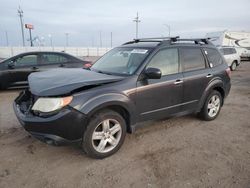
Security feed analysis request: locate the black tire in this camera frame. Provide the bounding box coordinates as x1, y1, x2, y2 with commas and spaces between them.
199, 90, 222, 121
82, 110, 126, 159
230, 61, 237, 71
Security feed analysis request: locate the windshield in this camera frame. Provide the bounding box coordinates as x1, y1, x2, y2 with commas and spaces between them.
91, 47, 151, 75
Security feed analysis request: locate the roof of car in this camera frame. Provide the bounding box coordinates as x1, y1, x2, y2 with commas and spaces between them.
16, 51, 71, 56
1, 51, 84, 63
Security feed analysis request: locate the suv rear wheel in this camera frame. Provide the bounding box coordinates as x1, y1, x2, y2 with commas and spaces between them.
230, 61, 237, 71
82, 110, 126, 159
199, 90, 222, 121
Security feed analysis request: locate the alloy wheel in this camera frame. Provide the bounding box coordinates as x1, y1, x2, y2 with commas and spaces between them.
91, 119, 122, 153
207, 95, 221, 118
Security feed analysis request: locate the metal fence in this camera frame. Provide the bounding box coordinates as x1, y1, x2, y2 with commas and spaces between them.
0, 47, 112, 59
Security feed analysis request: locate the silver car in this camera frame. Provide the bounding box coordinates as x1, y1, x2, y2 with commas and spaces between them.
219, 47, 241, 71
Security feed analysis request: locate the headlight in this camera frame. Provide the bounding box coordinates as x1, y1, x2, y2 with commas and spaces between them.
32, 96, 73, 113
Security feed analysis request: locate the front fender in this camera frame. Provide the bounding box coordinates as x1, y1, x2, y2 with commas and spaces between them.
72, 92, 136, 125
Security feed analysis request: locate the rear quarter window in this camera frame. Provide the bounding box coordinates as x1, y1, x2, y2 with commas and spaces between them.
231, 48, 237, 54
205, 48, 223, 67
222, 48, 232, 55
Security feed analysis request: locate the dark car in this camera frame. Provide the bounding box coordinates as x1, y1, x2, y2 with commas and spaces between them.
13, 37, 231, 159
0, 51, 90, 89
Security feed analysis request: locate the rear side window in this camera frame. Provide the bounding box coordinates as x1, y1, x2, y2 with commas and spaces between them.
41, 54, 68, 64
180, 48, 206, 72
205, 48, 223, 67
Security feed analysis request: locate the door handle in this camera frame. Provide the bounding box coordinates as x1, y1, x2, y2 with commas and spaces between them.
206, 74, 213, 78
32, 66, 38, 70
174, 79, 183, 85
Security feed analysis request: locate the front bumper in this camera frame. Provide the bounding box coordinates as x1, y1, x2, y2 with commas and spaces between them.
13, 91, 88, 144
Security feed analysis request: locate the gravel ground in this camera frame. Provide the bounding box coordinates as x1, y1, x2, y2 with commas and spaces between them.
0, 62, 250, 188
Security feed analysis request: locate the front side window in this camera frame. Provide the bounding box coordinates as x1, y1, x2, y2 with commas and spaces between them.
180, 48, 206, 72
15, 55, 38, 67
146, 48, 179, 76
91, 48, 150, 75
41, 54, 68, 64
205, 48, 223, 67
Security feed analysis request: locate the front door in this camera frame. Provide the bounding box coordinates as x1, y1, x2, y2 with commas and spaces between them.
9, 54, 39, 86
136, 47, 183, 121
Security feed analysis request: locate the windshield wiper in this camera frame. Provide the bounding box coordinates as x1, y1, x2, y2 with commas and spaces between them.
94, 69, 112, 75
100, 71, 112, 75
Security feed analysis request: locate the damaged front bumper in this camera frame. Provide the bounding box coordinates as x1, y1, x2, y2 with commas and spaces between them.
13, 90, 88, 145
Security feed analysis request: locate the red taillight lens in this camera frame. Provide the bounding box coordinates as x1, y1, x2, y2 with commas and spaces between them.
226, 67, 231, 78
83, 63, 92, 68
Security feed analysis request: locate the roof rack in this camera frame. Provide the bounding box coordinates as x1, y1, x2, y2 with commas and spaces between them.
122, 36, 213, 46
123, 36, 180, 45
176, 38, 212, 45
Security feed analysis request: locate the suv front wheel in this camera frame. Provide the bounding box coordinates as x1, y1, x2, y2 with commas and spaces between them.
199, 90, 222, 121
82, 110, 126, 159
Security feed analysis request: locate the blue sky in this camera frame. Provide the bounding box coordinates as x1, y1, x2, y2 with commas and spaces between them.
0, 0, 249, 47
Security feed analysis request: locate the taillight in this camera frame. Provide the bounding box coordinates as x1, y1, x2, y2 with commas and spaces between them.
83, 63, 92, 69
226, 67, 231, 78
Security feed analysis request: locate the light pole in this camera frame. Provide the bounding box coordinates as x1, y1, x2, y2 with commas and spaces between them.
29, 28, 33, 46
65, 33, 69, 47
99, 31, 102, 48
110, 32, 113, 48
48, 34, 53, 47
5, 31, 9, 46
164, 24, 171, 37
25, 24, 34, 46
17, 6, 25, 46
133, 12, 141, 39
91, 36, 94, 47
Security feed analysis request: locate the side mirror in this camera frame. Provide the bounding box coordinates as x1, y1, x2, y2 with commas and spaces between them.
144, 67, 162, 79
8, 61, 15, 69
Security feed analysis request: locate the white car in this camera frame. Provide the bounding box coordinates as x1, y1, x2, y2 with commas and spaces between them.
219, 47, 241, 71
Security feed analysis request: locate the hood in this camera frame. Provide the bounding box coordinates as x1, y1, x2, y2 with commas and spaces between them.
28, 68, 124, 96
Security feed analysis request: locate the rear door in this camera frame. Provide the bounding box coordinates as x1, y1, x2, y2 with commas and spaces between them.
39, 53, 69, 70
222, 48, 233, 66
230, 48, 240, 63
63, 54, 84, 68
180, 47, 212, 111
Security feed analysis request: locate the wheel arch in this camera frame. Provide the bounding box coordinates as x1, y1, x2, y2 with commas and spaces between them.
198, 79, 225, 111
79, 93, 136, 133
90, 104, 132, 133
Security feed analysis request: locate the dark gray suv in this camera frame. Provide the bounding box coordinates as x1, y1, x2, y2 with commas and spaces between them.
14, 37, 231, 158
